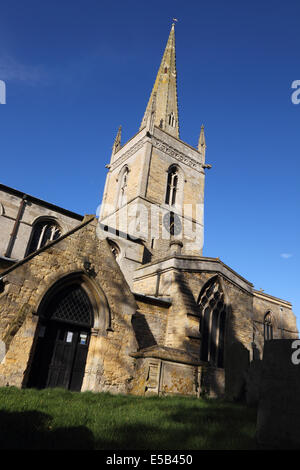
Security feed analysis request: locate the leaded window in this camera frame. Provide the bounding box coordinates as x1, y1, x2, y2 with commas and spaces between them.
46, 285, 93, 328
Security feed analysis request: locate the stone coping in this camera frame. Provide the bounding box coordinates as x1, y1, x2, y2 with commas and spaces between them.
253, 289, 292, 307
134, 254, 254, 293
133, 292, 172, 307
130, 345, 203, 366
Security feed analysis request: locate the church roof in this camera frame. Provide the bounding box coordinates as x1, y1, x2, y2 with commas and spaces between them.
0, 183, 83, 221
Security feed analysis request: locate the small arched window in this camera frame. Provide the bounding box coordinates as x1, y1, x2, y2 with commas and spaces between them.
165, 166, 178, 206
27, 219, 61, 255
264, 312, 273, 341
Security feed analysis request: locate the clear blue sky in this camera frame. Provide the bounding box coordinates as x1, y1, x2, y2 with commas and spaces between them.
1, 0, 299, 329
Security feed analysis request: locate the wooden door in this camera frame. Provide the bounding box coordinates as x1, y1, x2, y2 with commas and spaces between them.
28, 321, 90, 391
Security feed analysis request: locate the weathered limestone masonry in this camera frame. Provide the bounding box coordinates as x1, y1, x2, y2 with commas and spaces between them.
129, 254, 297, 398
100, 124, 205, 258
0, 23, 298, 400
0, 216, 137, 393
253, 290, 297, 352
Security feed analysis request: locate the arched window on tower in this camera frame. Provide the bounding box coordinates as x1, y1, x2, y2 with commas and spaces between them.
26, 219, 61, 255
264, 312, 273, 341
165, 166, 178, 206
198, 277, 227, 368
118, 166, 129, 208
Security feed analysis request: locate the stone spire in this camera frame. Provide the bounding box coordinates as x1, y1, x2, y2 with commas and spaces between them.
140, 23, 179, 138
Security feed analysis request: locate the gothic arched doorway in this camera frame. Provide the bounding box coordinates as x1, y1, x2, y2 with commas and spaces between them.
27, 283, 94, 391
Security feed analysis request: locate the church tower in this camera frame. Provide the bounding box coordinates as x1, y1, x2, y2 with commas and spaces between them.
99, 23, 209, 257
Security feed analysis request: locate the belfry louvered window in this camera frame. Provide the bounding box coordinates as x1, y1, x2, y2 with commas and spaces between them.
165, 166, 178, 206
27, 220, 61, 255
46, 285, 93, 328
198, 277, 226, 368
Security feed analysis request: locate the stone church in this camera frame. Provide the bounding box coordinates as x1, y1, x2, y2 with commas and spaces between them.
0, 24, 298, 398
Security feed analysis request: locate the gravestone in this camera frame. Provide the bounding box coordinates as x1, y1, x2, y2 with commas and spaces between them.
257, 339, 300, 449
225, 341, 250, 401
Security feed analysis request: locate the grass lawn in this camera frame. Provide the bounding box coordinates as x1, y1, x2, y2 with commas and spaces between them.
0, 387, 257, 450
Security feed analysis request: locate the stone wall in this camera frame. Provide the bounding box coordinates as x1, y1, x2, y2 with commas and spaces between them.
130, 353, 201, 397
0, 216, 138, 393
100, 126, 205, 258
132, 255, 299, 399
0, 210, 298, 402
253, 291, 297, 360
132, 297, 169, 349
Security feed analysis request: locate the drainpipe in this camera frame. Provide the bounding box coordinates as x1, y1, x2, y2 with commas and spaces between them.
4, 194, 27, 258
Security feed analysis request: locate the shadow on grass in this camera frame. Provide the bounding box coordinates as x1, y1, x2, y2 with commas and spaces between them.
0, 410, 94, 450
94, 400, 257, 451
0, 391, 257, 450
